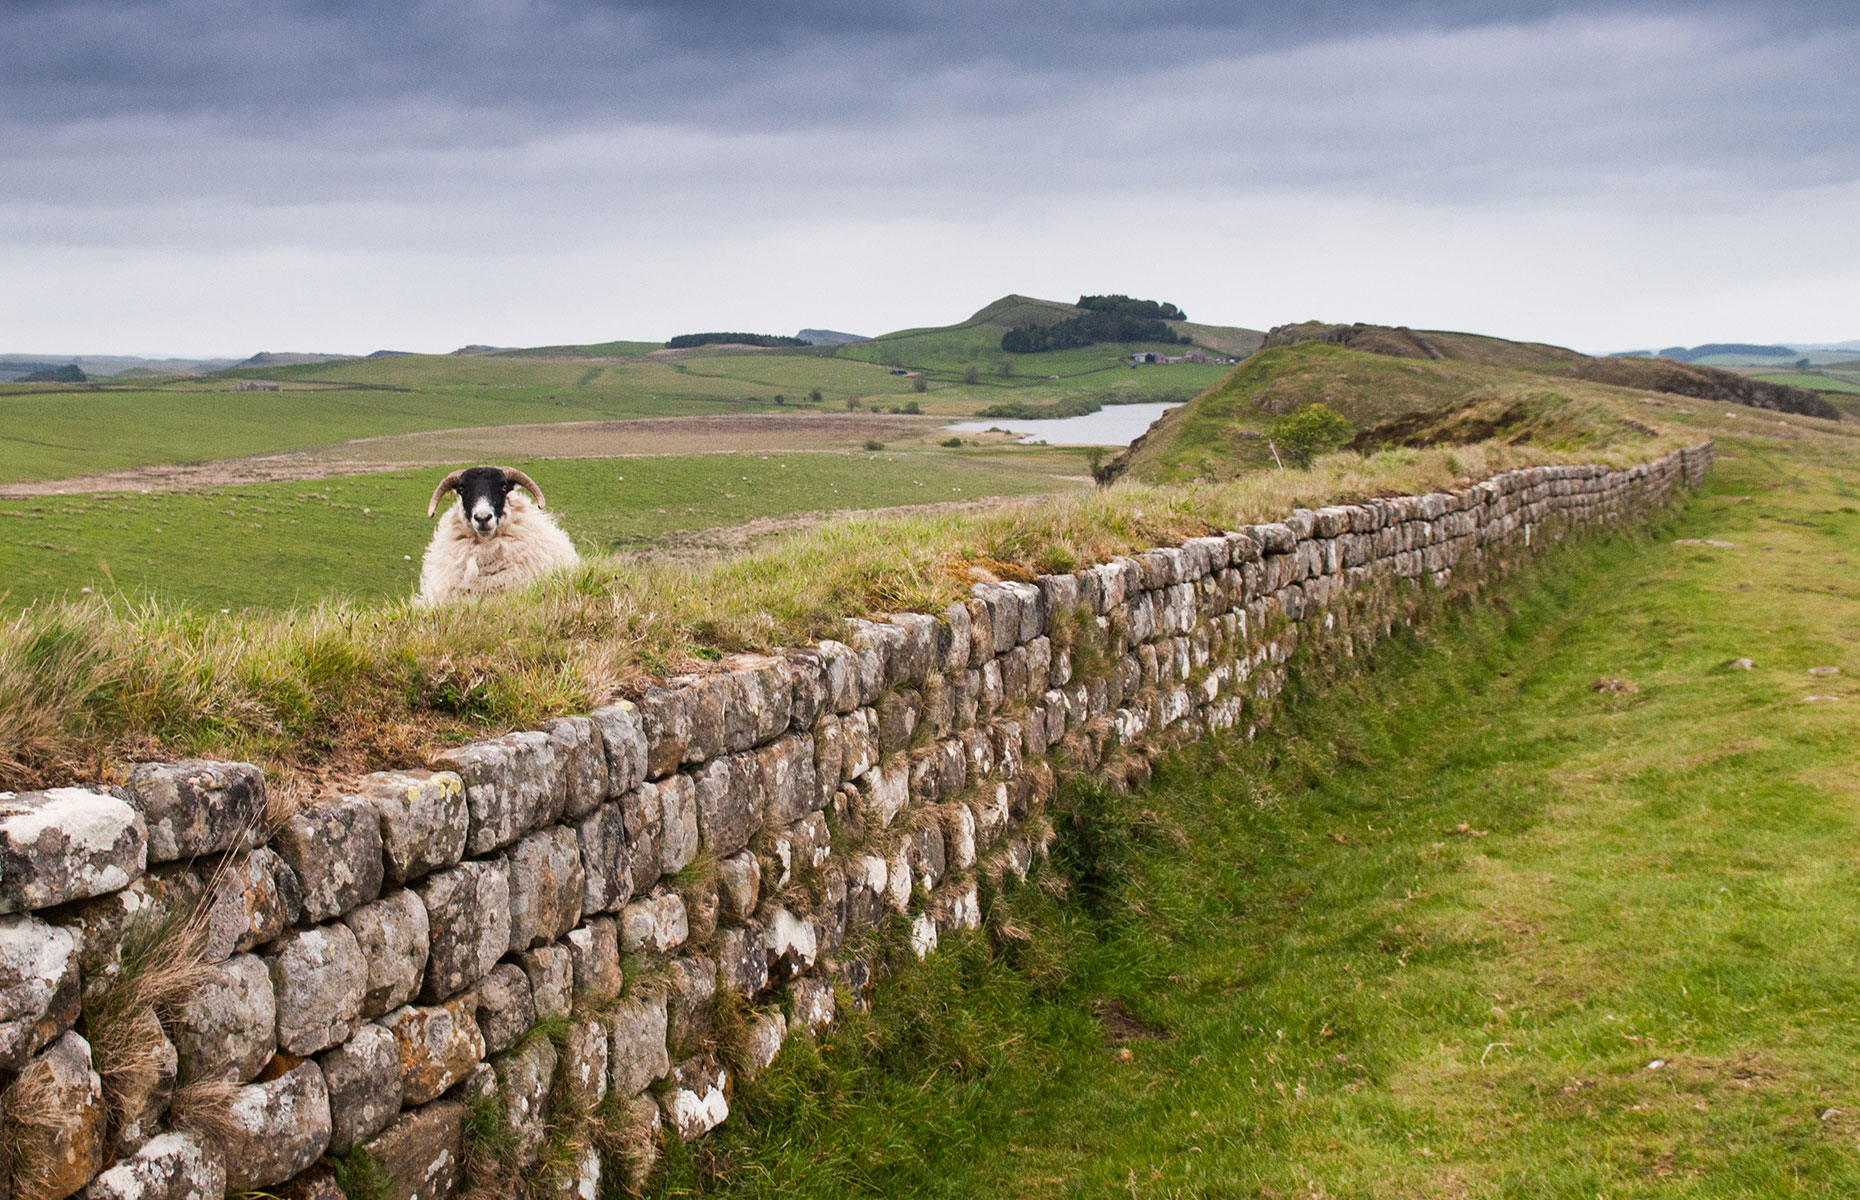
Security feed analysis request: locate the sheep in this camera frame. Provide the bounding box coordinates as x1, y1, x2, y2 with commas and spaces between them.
417, 465, 580, 605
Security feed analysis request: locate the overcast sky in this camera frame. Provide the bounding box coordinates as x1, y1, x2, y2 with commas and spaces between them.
4, 1, 1856, 356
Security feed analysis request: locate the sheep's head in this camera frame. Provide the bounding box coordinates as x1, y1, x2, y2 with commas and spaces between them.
428, 465, 546, 538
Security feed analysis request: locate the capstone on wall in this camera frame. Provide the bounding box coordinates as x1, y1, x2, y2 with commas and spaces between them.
0, 443, 1712, 1200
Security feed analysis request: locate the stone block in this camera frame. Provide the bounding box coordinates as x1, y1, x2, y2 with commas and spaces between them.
910, 912, 939, 958
0, 913, 79, 1072
691, 753, 760, 858
664, 955, 717, 1050
267, 922, 366, 1056
751, 733, 818, 829
786, 976, 835, 1032
80, 1132, 224, 1200
619, 782, 662, 893
542, 716, 607, 821
887, 612, 939, 685
875, 688, 921, 753
317, 1022, 401, 1155
716, 922, 767, 999
491, 1036, 557, 1166
169, 952, 274, 1084
273, 795, 383, 923
619, 890, 687, 955
362, 1100, 465, 1200
431, 730, 560, 857
741, 1009, 787, 1081
658, 1058, 729, 1142
565, 916, 622, 1000
122, 760, 264, 864
4, 1031, 106, 1200
634, 685, 693, 779
938, 602, 972, 674
223, 1061, 331, 1191
840, 708, 877, 780
191, 847, 302, 961
0, 788, 145, 914
343, 888, 430, 1020
466, 962, 533, 1056
724, 654, 793, 750
848, 761, 908, 832
607, 996, 670, 1097
762, 907, 817, 982
716, 851, 760, 923
814, 639, 859, 714
381, 995, 485, 1106
574, 800, 631, 915
785, 648, 829, 730
516, 943, 573, 1022
354, 770, 468, 887
414, 860, 509, 1003
589, 701, 648, 796
559, 1017, 608, 1111
653, 774, 699, 877
501, 826, 584, 952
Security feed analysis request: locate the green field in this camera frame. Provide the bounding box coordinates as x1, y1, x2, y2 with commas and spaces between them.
0, 449, 1083, 611
649, 442, 1860, 1197
1747, 371, 1860, 394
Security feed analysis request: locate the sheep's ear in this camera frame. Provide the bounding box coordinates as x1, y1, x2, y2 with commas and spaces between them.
500, 467, 546, 509
427, 470, 466, 518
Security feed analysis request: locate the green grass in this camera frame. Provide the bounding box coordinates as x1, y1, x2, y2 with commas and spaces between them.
1747, 372, 1860, 395
649, 444, 1860, 1197
0, 450, 1079, 612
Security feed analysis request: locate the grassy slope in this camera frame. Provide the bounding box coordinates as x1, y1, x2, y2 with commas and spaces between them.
650, 440, 1860, 1198
0, 450, 1081, 612
1117, 341, 1663, 485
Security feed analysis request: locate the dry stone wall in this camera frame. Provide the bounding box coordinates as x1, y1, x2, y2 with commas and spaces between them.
0, 444, 1712, 1200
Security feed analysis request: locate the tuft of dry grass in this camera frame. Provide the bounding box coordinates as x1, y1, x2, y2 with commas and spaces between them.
1, 1057, 76, 1200
0, 440, 1680, 791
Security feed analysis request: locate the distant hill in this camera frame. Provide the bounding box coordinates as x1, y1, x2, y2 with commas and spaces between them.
230, 351, 355, 369
797, 329, 868, 345
19, 364, 85, 383
0, 354, 239, 380
1111, 319, 1839, 485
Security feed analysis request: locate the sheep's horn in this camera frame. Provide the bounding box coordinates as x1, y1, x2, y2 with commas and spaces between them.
501, 467, 546, 509
426, 469, 466, 518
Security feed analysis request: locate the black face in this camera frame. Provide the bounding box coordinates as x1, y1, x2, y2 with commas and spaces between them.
452, 466, 517, 537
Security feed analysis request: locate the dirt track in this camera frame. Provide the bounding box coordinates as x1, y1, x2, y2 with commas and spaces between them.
0, 412, 947, 497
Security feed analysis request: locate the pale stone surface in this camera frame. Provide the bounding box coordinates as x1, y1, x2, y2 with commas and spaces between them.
466, 963, 533, 1056
565, 916, 622, 1000
501, 826, 584, 951
691, 753, 760, 858
741, 1009, 787, 1080
414, 860, 510, 1003
849, 760, 908, 833
431, 730, 561, 856
607, 996, 670, 1097
723, 655, 793, 750
4, 1030, 106, 1199
910, 912, 939, 958
516, 944, 572, 1021
762, 906, 817, 982
574, 800, 632, 914
362, 1099, 465, 1200
559, 1017, 608, 1110
653, 773, 699, 877
273, 795, 384, 923
122, 760, 264, 863
589, 701, 648, 796
620, 890, 688, 955
0, 788, 146, 914
542, 715, 607, 821
0, 912, 79, 1071
635, 685, 693, 779
318, 1022, 401, 1155
342, 888, 430, 1019
757, 733, 821, 829
491, 1036, 557, 1166
619, 781, 662, 892
354, 770, 467, 887
381, 996, 486, 1106
659, 1058, 729, 1141
223, 1061, 332, 1191
81, 1132, 225, 1200
716, 851, 760, 922
787, 975, 836, 1031
190, 847, 303, 962
169, 952, 274, 1084
665, 955, 717, 1050
716, 923, 768, 998
267, 922, 367, 1056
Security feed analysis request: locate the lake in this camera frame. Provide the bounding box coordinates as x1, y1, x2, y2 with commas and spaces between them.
942, 401, 1181, 447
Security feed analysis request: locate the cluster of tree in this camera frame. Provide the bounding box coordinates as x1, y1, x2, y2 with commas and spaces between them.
664, 332, 807, 349
1076, 294, 1187, 321
1000, 295, 1191, 355
19, 364, 86, 383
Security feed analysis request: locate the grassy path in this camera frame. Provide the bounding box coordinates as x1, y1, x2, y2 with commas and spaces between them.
651, 443, 1860, 1197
